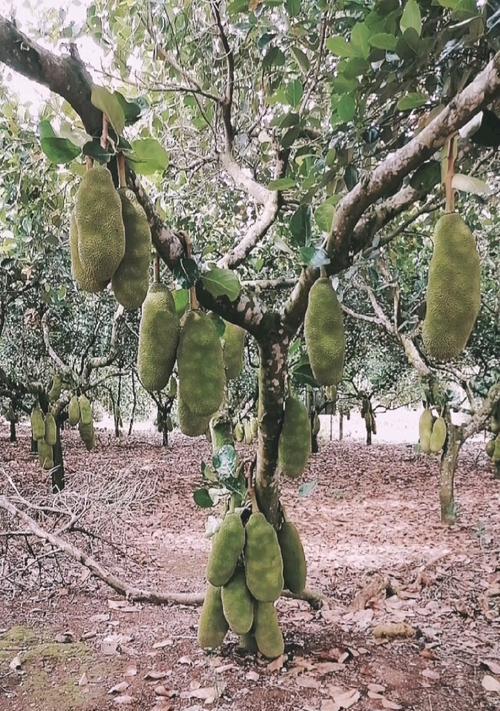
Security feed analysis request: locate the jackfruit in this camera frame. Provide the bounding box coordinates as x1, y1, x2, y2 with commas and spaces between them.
198, 584, 229, 650
178, 398, 211, 437
31, 407, 45, 441
222, 322, 245, 380
78, 395, 92, 426
38, 440, 54, 470
44, 413, 57, 446
304, 277, 345, 386
166, 376, 177, 399
486, 438, 495, 458
494, 434, 500, 463
254, 602, 284, 659
419, 409, 433, 454
79, 421, 95, 451
251, 417, 258, 438
278, 397, 311, 479
244, 512, 284, 602
422, 214, 481, 361
312, 413, 320, 436
278, 521, 307, 595
244, 420, 253, 445
207, 512, 245, 586
48, 374, 62, 402
112, 188, 151, 310
221, 569, 254, 634
69, 211, 109, 292
234, 422, 244, 442
74, 166, 125, 285
430, 416, 447, 453
137, 284, 179, 392
178, 310, 225, 417
68, 396, 80, 426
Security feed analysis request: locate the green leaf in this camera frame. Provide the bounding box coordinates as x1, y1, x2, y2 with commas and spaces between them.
212, 444, 238, 479
285, 79, 304, 107
351, 22, 371, 59
337, 94, 356, 122
289, 204, 312, 246
291, 46, 310, 74
400, 0, 422, 37
397, 91, 427, 111
172, 288, 189, 316
114, 91, 143, 125
299, 246, 330, 268
286, 0, 301, 17
263, 46, 286, 69
369, 32, 398, 50
268, 177, 296, 190
129, 138, 169, 174
90, 85, 126, 135
39, 120, 81, 164
315, 200, 336, 233
299, 480, 318, 497
452, 173, 491, 195
341, 57, 370, 79
228, 0, 249, 14
410, 160, 441, 192
193, 488, 214, 508
200, 267, 241, 302
172, 258, 200, 289
326, 36, 355, 57
82, 139, 113, 164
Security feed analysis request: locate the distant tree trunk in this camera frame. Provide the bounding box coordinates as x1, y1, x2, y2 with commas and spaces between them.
31, 436, 37, 454
339, 410, 344, 441
366, 426, 372, 446
162, 426, 169, 447
128, 370, 137, 436
310, 412, 319, 453
51, 419, 65, 493
439, 421, 462, 525
9, 420, 16, 442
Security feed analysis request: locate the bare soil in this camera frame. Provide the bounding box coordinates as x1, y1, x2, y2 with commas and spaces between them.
0, 424, 499, 711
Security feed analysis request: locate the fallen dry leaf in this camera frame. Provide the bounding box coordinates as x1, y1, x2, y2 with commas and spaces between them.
113, 695, 135, 705
381, 699, 402, 709
267, 655, 285, 672
154, 685, 176, 697
245, 671, 259, 681
296, 675, 321, 689
482, 674, 500, 693
373, 622, 416, 639
482, 660, 500, 675
108, 599, 140, 613
124, 665, 138, 677
9, 654, 22, 672
78, 673, 88, 686
108, 681, 130, 694
152, 638, 173, 649
144, 670, 168, 681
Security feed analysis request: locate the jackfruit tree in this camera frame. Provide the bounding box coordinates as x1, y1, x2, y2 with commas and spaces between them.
0, 0, 500, 658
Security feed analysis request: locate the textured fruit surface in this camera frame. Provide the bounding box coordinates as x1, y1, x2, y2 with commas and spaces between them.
222, 322, 245, 380
422, 214, 480, 361
112, 188, 151, 310
207, 513, 245, 587
494, 434, 500, 463
31, 407, 45, 441
48, 375, 62, 402
68, 396, 80, 426
278, 521, 307, 595
304, 277, 345, 385
69, 210, 109, 292
419, 409, 433, 454
244, 420, 253, 445
44, 413, 57, 446
430, 417, 447, 453
254, 602, 284, 659
78, 395, 92, 426
244, 512, 284, 602
38, 440, 54, 470
234, 423, 244, 442
78, 421, 95, 451
486, 438, 495, 458
221, 569, 254, 634
137, 284, 179, 392
178, 398, 211, 437
178, 310, 225, 416
278, 397, 311, 478
198, 584, 228, 650
75, 166, 125, 284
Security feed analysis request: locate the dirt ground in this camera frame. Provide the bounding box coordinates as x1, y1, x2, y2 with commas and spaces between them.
0, 424, 499, 711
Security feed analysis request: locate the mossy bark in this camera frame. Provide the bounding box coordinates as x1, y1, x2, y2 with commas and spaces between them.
439, 421, 461, 525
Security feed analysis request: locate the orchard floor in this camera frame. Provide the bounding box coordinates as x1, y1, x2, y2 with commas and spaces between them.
0, 425, 499, 711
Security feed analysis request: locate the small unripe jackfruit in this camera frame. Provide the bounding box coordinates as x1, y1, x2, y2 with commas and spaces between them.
278, 521, 307, 595
494, 434, 500, 463
38, 440, 54, 470
69, 211, 109, 292
78, 395, 92, 426
422, 214, 480, 361
244, 512, 284, 602
178, 398, 211, 437
198, 584, 228, 650
419, 409, 433, 454
207, 512, 245, 587
234, 422, 244, 442
222, 322, 245, 380
221, 569, 254, 634
79, 421, 95, 451
137, 284, 179, 392
48, 374, 62, 402
31, 407, 45, 441
304, 277, 345, 386
486, 438, 495, 458
244, 420, 253, 445
112, 188, 151, 310
254, 602, 284, 659
44, 413, 57, 446
430, 417, 447, 453
278, 397, 311, 479
68, 396, 80, 426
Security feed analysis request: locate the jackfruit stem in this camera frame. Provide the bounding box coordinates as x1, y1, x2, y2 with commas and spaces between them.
117, 153, 126, 189
85, 156, 93, 170
319, 267, 327, 278
184, 233, 199, 310
444, 133, 457, 214
100, 113, 109, 150
153, 252, 161, 283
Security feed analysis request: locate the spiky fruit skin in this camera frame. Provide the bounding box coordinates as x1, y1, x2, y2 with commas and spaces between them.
223, 322, 245, 380
44, 414, 57, 446
430, 417, 447, 453
48, 375, 62, 402
221, 569, 254, 634
69, 211, 109, 292
38, 440, 54, 470
178, 310, 225, 417
419, 409, 433, 454
78, 395, 92, 426
111, 188, 151, 310
137, 284, 179, 392
74, 166, 125, 286
68, 396, 80, 426
178, 398, 211, 437
198, 584, 228, 650
278, 521, 307, 595
254, 602, 284, 659
422, 214, 480, 361
244, 513, 284, 602
31, 407, 45, 441
304, 277, 345, 386
207, 513, 245, 587
278, 397, 311, 479
79, 421, 95, 451
494, 434, 500, 463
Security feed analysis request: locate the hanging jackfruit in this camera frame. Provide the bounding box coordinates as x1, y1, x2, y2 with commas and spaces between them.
112, 188, 151, 310
234, 422, 244, 442
222, 322, 245, 380
254, 602, 284, 659
198, 584, 229, 650
422, 214, 481, 361
178, 310, 225, 417
221, 569, 254, 634
79, 421, 95, 451
486, 438, 495, 458
278, 397, 311, 479
244, 512, 284, 602
238, 632, 258, 653
38, 440, 54, 470
244, 420, 253, 445
137, 284, 179, 392
494, 434, 500, 463
68, 396, 80, 426
44, 413, 57, 446
70, 211, 109, 293
278, 521, 307, 595
178, 398, 211, 437
78, 395, 92, 426
419, 409, 433, 454
48, 374, 62, 402
304, 277, 345, 386
166, 376, 177, 399
31, 407, 45, 441
251, 417, 258, 438
430, 416, 447, 453
207, 512, 245, 587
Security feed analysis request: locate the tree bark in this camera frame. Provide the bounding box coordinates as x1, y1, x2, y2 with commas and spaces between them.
9, 420, 16, 442
339, 410, 344, 441
51, 419, 65, 493
439, 422, 462, 525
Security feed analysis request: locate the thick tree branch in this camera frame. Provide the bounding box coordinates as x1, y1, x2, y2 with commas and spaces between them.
461, 382, 500, 441
83, 305, 125, 378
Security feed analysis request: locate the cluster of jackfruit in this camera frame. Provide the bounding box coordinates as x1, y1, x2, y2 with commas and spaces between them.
138, 284, 179, 392
418, 408, 447, 454
31, 406, 55, 470
422, 214, 481, 361
278, 397, 311, 478
77, 394, 96, 450
304, 277, 345, 386
234, 417, 258, 445
198, 509, 306, 658
70, 166, 151, 309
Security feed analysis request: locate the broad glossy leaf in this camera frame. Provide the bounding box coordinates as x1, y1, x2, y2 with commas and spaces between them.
326, 36, 355, 57
397, 92, 427, 110
400, 0, 422, 36
91, 85, 126, 135
200, 267, 241, 302
130, 138, 169, 174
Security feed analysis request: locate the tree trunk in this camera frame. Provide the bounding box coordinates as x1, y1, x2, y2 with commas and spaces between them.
339, 410, 344, 441
162, 427, 169, 447
51, 420, 65, 493
9, 420, 16, 442
366, 426, 372, 446
439, 422, 462, 525
128, 370, 137, 436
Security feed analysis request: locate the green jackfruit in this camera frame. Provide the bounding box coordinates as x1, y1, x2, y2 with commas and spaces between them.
251, 417, 258, 439
48, 374, 62, 402
254, 602, 284, 659
68, 396, 80, 426
79, 421, 95, 451
278, 397, 311, 479
221, 569, 254, 634
486, 438, 495, 458
137, 284, 179, 392
198, 584, 229, 650
166, 376, 177, 399
207, 512, 245, 587
222, 322, 245, 380
312, 413, 320, 436
178, 398, 211, 437
69, 211, 109, 292
278, 521, 307, 595
419, 409, 433, 454
238, 632, 258, 653
494, 434, 500, 463
112, 188, 151, 310
304, 277, 345, 386
422, 214, 481, 361
78, 395, 92, 426
178, 310, 225, 417
244, 420, 253, 445
74, 166, 125, 286
244, 512, 284, 602
38, 440, 54, 470
44, 413, 57, 446
234, 422, 244, 442
31, 407, 45, 441
430, 417, 447, 453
